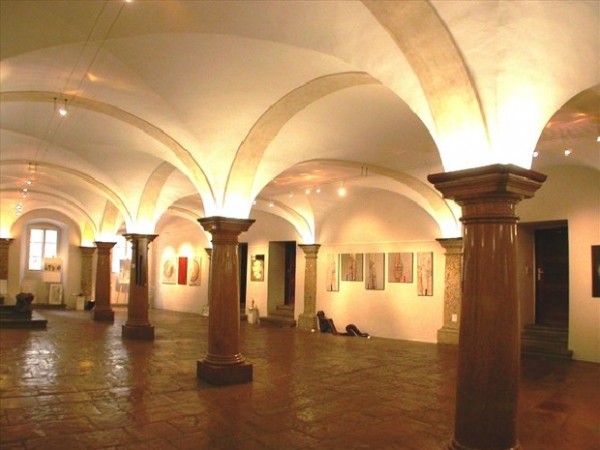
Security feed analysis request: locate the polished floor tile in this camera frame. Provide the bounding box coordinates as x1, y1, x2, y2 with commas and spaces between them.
0, 309, 598, 449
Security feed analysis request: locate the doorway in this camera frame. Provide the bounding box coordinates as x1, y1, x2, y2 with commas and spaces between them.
267, 241, 296, 314
535, 226, 569, 327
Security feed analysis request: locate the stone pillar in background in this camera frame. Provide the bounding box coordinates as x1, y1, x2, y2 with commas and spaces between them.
429, 164, 546, 450
436, 238, 463, 345
0, 238, 14, 303
79, 246, 96, 301
92, 241, 116, 322
297, 244, 321, 330
198, 217, 254, 385
122, 233, 157, 340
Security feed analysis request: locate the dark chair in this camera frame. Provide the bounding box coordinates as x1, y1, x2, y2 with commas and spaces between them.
316, 311, 370, 338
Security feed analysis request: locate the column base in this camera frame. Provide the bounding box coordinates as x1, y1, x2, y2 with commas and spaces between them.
91, 308, 114, 322
297, 313, 317, 330
449, 438, 521, 450
122, 323, 154, 340
437, 326, 459, 345
197, 360, 253, 385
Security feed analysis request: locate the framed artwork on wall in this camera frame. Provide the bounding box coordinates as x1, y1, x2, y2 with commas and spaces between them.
188, 255, 202, 286
161, 257, 177, 284
341, 253, 363, 281
592, 245, 600, 298
251, 254, 265, 281
325, 253, 339, 292
365, 253, 385, 290
178, 257, 188, 285
417, 252, 433, 296
388, 252, 413, 283
48, 283, 63, 304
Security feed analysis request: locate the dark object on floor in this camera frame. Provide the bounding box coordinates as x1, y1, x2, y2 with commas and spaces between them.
0, 292, 47, 329
316, 310, 370, 338
85, 300, 95, 311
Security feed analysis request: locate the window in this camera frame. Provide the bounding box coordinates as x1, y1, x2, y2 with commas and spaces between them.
112, 235, 132, 274
28, 226, 59, 270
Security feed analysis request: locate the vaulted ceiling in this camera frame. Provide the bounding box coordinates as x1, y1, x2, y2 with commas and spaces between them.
1, 0, 598, 243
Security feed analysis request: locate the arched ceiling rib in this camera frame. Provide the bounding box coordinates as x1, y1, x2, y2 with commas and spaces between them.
223, 71, 380, 216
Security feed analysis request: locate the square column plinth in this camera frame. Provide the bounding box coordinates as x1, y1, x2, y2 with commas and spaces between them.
122, 323, 154, 340
197, 360, 253, 386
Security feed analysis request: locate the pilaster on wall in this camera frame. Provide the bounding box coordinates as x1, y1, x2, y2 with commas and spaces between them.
298, 244, 321, 330
79, 246, 96, 301
436, 238, 463, 345
0, 238, 14, 302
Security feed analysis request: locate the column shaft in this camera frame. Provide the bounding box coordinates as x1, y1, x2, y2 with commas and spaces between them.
198, 217, 254, 385
297, 244, 321, 330
122, 234, 157, 340
92, 242, 116, 322
0, 239, 14, 303
429, 164, 546, 450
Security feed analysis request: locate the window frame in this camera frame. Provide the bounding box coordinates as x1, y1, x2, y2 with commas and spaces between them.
27, 224, 60, 271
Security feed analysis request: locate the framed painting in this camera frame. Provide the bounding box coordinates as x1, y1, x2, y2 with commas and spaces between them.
178, 257, 188, 285
388, 252, 413, 283
325, 253, 339, 292
188, 255, 202, 286
417, 252, 433, 296
48, 283, 63, 304
251, 254, 265, 282
161, 256, 177, 284
365, 253, 385, 290
340, 253, 363, 282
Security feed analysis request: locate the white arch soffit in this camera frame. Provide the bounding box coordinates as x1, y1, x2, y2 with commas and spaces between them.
363, 0, 492, 171
4, 190, 98, 241
313, 158, 460, 237
253, 198, 314, 244
1, 91, 217, 214
98, 201, 123, 239
223, 71, 381, 217
165, 206, 211, 243
136, 162, 176, 234
2, 159, 133, 229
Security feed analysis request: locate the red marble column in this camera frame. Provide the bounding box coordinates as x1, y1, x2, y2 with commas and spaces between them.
122, 233, 157, 340
429, 164, 546, 450
0, 238, 14, 303
436, 238, 463, 345
79, 246, 96, 301
198, 217, 254, 385
297, 244, 321, 330
92, 241, 116, 322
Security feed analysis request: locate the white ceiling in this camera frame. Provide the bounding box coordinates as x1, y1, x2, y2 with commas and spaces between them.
1, 0, 598, 242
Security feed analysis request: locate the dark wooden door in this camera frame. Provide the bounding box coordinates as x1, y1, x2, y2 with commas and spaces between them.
535, 227, 569, 327
239, 243, 248, 309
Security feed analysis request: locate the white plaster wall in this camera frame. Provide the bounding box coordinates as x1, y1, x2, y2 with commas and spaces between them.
152, 216, 210, 314
316, 190, 445, 343
517, 165, 600, 362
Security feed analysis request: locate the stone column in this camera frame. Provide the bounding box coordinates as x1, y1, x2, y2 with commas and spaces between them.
198, 217, 254, 385
0, 238, 14, 303
428, 164, 546, 450
92, 241, 116, 322
297, 244, 321, 330
79, 246, 96, 301
122, 233, 157, 340
436, 238, 463, 345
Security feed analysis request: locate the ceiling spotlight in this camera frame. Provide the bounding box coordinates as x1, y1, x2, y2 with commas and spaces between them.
55, 97, 68, 117
288, 192, 293, 198
532, 150, 539, 158
25, 179, 32, 185
268, 202, 274, 208
564, 148, 572, 156
316, 187, 321, 194
305, 188, 311, 195
337, 186, 347, 197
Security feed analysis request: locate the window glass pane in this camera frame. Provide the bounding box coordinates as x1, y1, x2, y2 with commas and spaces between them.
29, 243, 43, 270
30, 228, 44, 243
44, 242, 57, 258
45, 229, 58, 244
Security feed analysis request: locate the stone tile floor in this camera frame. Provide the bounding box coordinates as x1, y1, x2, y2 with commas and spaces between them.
0, 308, 598, 449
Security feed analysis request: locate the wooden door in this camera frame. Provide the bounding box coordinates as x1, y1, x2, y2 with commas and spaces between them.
535, 227, 569, 327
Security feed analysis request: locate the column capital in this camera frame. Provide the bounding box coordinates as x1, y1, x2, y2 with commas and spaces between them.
122, 233, 158, 243
428, 164, 546, 204
0, 238, 14, 248
79, 246, 96, 256
436, 237, 463, 254
299, 243, 321, 257
95, 241, 117, 251
198, 217, 255, 244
